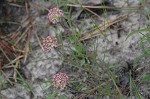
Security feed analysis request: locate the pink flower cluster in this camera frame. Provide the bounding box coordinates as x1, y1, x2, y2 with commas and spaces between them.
43, 8, 69, 90
42, 8, 64, 52
42, 35, 57, 52
48, 7, 64, 24
52, 72, 69, 90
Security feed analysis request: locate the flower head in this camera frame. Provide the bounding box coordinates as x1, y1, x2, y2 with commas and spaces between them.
52, 72, 69, 90
48, 7, 64, 24
42, 35, 57, 52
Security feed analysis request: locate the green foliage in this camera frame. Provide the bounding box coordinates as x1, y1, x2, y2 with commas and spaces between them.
130, 77, 142, 99
0, 73, 4, 89
47, 91, 57, 99
47, 91, 68, 99
15, 68, 34, 96
141, 74, 150, 83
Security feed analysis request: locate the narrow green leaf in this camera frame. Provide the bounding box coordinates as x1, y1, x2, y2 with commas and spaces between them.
126, 28, 150, 40
47, 91, 57, 99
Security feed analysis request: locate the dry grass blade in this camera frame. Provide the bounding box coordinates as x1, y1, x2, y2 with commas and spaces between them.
83, 7, 103, 19
80, 14, 128, 41
23, 32, 31, 64
13, 59, 19, 82
9, 28, 21, 42
1, 70, 13, 85
29, 2, 49, 11
23, 2, 32, 64
9, 3, 25, 8
2, 55, 24, 69
67, 4, 143, 9
79, 82, 107, 99
34, 32, 44, 51
0, 38, 15, 61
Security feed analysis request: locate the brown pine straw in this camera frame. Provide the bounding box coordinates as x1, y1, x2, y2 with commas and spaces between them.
67, 4, 140, 41
0, 1, 33, 83
80, 14, 128, 41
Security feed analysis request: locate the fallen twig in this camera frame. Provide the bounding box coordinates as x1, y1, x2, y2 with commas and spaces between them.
67, 4, 143, 9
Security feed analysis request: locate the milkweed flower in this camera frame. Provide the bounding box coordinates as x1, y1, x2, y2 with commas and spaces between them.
48, 7, 64, 24
42, 35, 57, 52
52, 72, 69, 90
